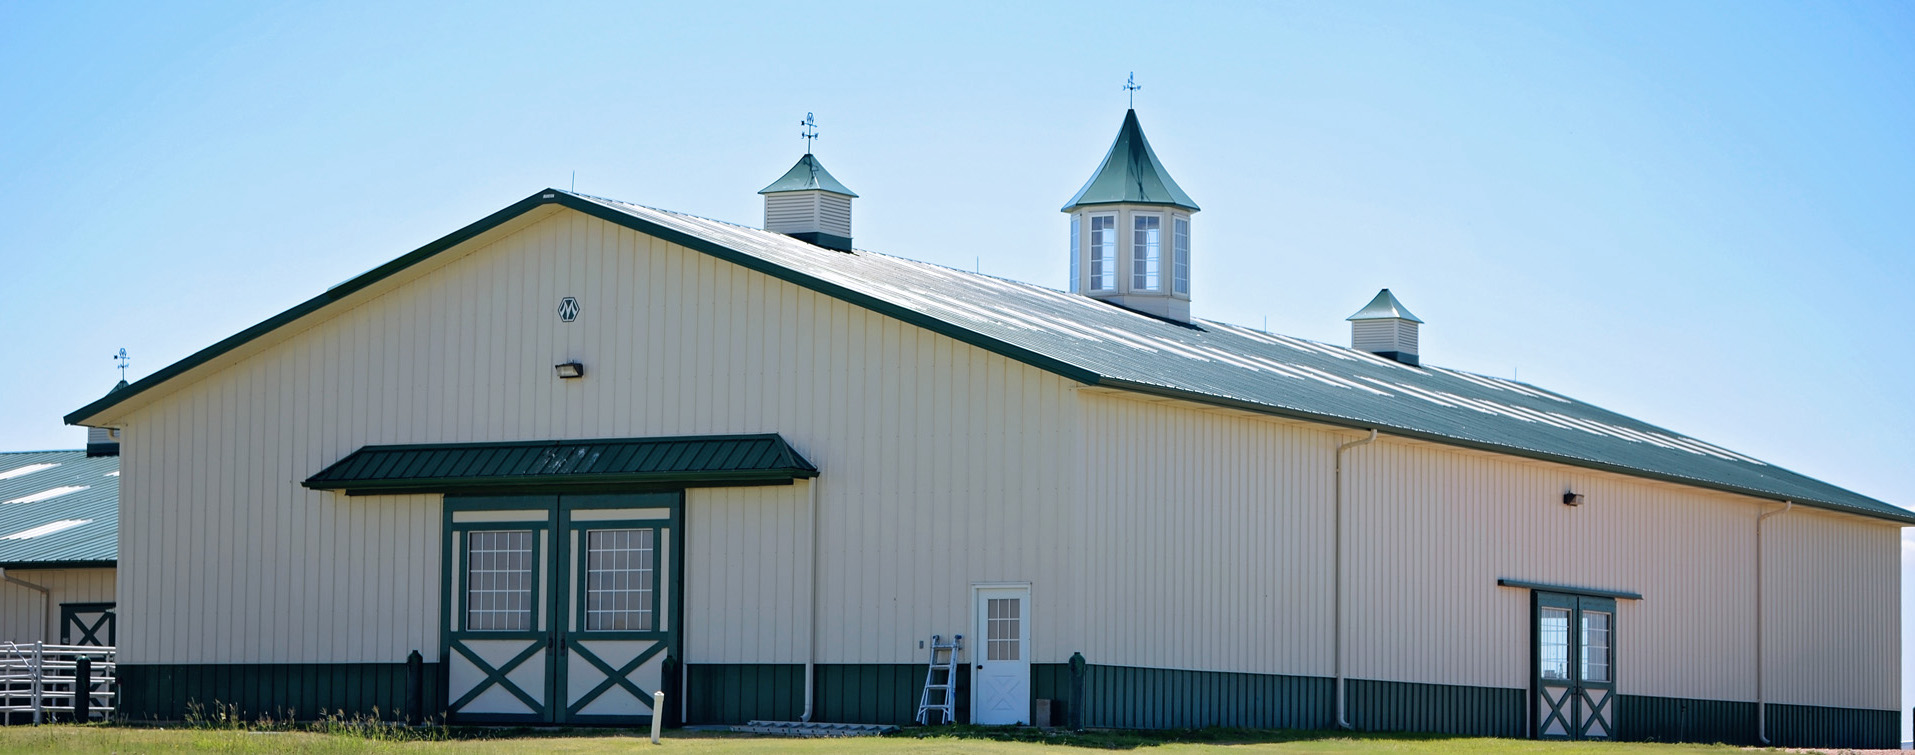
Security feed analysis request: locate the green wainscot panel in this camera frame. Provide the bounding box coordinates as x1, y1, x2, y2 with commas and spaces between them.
1616, 694, 1755, 744
117, 663, 443, 723
1346, 679, 1525, 737
684, 664, 971, 726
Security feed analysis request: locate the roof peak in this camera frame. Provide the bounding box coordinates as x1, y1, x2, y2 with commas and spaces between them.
759, 153, 858, 197
1062, 109, 1199, 212
1347, 289, 1423, 323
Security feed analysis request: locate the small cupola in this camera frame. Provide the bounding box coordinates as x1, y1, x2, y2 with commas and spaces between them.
1347, 289, 1423, 365
760, 118, 858, 252
1062, 108, 1200, 322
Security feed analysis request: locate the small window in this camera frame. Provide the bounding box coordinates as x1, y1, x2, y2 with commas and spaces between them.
1581, 611, 1611, 682
1069, 216, 1081, 293
986, 597, 1021, 661
1132, 215, 1161, 291
585, 528, 655, 631
1089, 215, 1116, 291
466, 530, 534, 632
1538, 607, 1570, 680
1172, 217, 1190, 295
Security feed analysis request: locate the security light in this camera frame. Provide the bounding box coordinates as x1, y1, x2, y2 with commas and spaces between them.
555, 362, 584, 379
1562, 492, 1585, 506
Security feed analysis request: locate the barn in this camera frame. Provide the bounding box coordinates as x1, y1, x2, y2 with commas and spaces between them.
64, 109, 1907, 747
0, 441, 119, 651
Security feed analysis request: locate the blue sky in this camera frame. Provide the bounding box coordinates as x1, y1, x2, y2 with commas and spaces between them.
4, 0, 1912, 734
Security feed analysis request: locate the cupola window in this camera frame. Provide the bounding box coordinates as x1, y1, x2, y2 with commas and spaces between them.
1069, 216, 1081, 293
1089, 215, 1117, 291
1173, 217, 1190, 295
1133, 215, 1162, 291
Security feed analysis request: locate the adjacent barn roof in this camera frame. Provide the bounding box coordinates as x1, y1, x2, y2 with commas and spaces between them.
0, 450, 117, 568
67, 189, 1914, 525
304, 434, 818, 495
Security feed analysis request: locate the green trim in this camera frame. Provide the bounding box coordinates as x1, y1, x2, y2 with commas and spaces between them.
64, 193, 563, 426
1500, 579, 1643, 601
0, 559, 114, 570
118, 663, 443, 723
305, 434, 817, 495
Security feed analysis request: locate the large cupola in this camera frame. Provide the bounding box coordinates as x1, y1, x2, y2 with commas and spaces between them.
760, 115, 858, 252
1062, 108, 1200, 321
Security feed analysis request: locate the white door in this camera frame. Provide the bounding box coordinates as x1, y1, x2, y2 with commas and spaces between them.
971, 585, 1031, 725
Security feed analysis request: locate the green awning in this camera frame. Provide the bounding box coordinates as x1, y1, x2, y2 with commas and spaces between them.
304, 434, 817, 495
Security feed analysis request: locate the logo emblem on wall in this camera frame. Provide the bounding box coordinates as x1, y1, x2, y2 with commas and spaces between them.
558, 296, 580, 322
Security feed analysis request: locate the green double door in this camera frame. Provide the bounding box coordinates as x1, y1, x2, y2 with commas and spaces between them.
1532, 592, 1616, 740
442, 493, 681, 725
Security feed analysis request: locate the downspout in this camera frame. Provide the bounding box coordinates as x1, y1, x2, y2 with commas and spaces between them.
1334, 429, 1378, 730
1755, 499, 1791, 745
0, 568, 52, 642
801, 478, 819, 722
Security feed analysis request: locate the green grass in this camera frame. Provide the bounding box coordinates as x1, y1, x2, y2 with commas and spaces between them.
0, 724, 1765, 755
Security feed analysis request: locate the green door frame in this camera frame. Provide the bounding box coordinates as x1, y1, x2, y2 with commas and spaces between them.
59, 602, 116, 646
1530, 590, 1617, 740
441, 492, 684, 725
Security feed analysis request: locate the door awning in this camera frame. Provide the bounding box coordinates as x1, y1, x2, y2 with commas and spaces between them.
304, 433, 818, 496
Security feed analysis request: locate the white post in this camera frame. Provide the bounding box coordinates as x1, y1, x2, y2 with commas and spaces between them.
650, 691, 665, 744
30, 641, 43, 725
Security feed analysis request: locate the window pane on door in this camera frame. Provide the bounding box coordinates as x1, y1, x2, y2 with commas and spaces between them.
466, 530, 533, 631
1539, 607, 1570, 680
1581, 611, 1611, 683
585, 528, 654, 631
986, 598, 1020, 661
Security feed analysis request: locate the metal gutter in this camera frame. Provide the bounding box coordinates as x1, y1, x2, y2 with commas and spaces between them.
1755, 500, 1792, 745
1333, 428, 1377, 730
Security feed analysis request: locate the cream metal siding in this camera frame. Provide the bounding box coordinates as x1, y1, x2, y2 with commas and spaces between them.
112, 208, 1079, 667
1079, 390, 1898, 711
0, 567, 114, 644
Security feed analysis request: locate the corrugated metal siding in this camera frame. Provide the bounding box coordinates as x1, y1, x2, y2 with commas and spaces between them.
1077, 393, 1333, 675
1081, 390, 1899, 712
117, 663, 442, 722
116, 210, 1080, 667
1765, 511, 1898, 709
1078, 664, 1331, 730
1617, 694, 1754, 744
0, 567, 114, 644
1347, 679, 1523, 736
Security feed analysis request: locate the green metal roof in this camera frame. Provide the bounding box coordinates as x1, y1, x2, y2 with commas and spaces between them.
70, 188, 1914, 525
1062, 109, 1199, 212
758, 154, 858, 197
303, 434, 817, 495
0, 450, 118, 567
1347, 289, 1424, 323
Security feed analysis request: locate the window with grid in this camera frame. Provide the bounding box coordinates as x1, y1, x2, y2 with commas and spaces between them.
986, 598, 1020, 661
1132, 215, 1161, 290
465, 530, 534, 631
1581, 611, 1611, 682
585, 528, 655, 631
1172, 217, 1190, 294
1538, 606, 1570, 680
1089, 215, 1116, 291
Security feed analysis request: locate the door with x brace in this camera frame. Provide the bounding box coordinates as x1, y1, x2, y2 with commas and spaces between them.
443, 494, 680, 725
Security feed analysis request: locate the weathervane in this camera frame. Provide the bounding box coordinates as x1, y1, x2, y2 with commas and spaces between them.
113, 348, 129, 382
800, 112, 819, 154
1124, 72, 1141, 108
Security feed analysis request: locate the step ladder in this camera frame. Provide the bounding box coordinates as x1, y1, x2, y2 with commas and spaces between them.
914, 634, 962, 725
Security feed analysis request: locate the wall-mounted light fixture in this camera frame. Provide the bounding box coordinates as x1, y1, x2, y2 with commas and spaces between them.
555, 362, 585, 379
1562, 492, 1585, 506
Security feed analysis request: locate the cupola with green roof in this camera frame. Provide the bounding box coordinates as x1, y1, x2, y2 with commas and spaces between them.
1347, 288, 1423, 365
1063, 109, 1199, 321
760, 152, 858, 252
